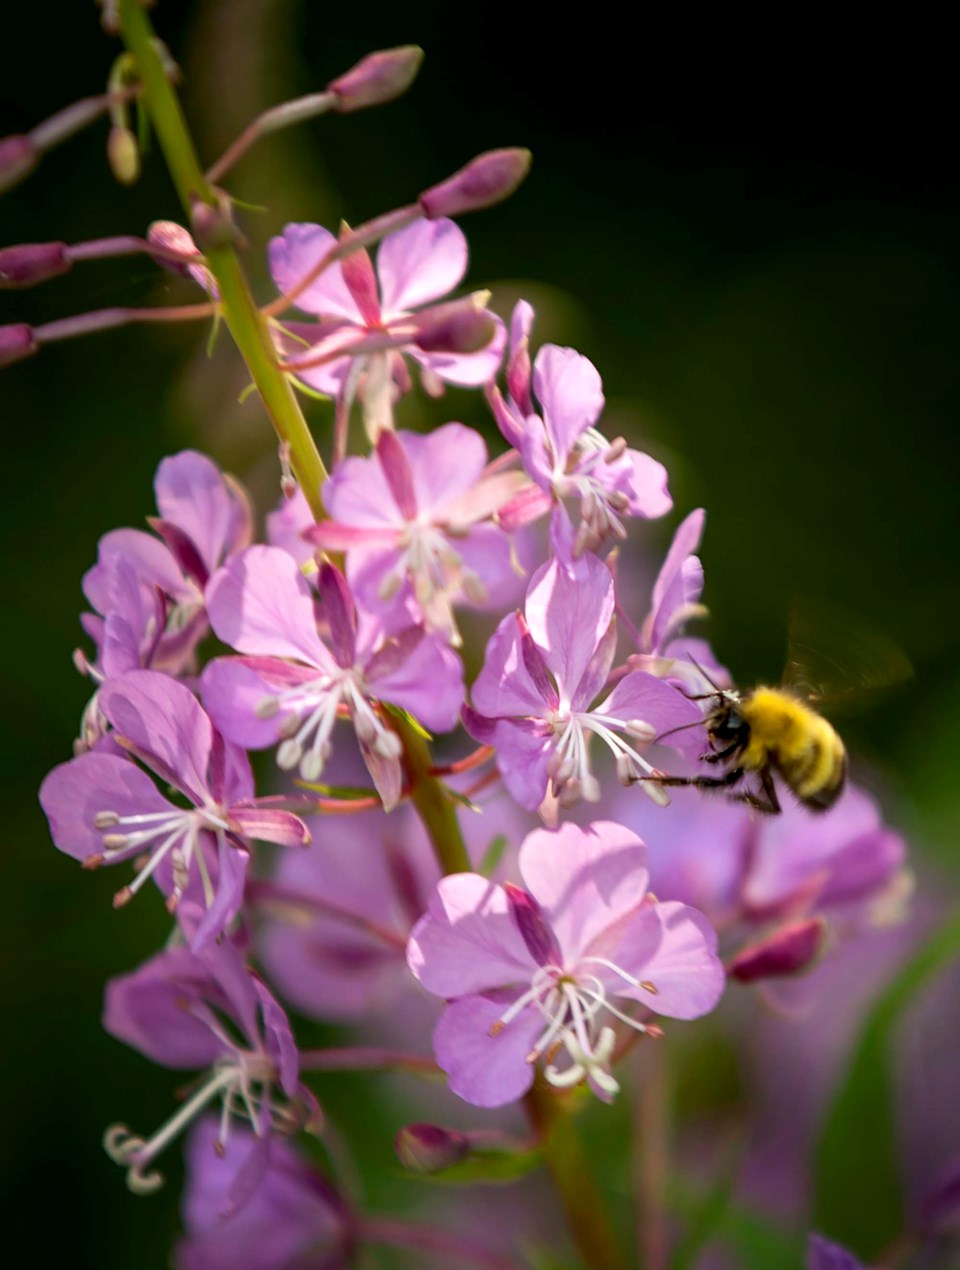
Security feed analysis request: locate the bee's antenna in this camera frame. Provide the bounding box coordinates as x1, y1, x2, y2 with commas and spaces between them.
687, 654, 724, 693
654, 718, 709, 744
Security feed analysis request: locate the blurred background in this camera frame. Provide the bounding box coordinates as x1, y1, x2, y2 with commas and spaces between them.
2, 2, 959, 1265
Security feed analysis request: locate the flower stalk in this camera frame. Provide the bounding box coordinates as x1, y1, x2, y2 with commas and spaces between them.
117, 0, 327, 517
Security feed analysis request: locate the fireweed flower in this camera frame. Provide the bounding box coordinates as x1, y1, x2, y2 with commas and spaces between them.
177, 1119, 350, 1270
491, 300, 671, 563
39, 670, 309, 947
256, 785, 530, 1022
103, 942, 316, 1202
807, 1234, 866, 1269
465, 551, 704, 814
306, 425, 524, 644
407, 820, 724, 1107
269, 216, 504, 400
77, 450, 252, 743
200, 546, 463, 808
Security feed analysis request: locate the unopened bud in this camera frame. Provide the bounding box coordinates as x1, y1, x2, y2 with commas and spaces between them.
0, 322, 38, 367
729, 917, 826, 984
190, 194, 243, 251
419, 148, 532, 220
328, 46, 424, 113
0, 135, 39, 195
395, 1123, 469, 1174
414, 295, 497, 355
107, 126, 140, 185
0, 242, 70, 289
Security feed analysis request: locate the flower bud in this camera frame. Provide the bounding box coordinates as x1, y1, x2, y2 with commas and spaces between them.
395, 1123, 470, 1174
729, 917, 825, 984
107, 126, 140, 185
0, 322, 38, 367
328, 46, 424, 113
419, 148, 532, 220
0, 242, 70, 289
190, 194, 243, 252
0, 135, 39, 195
413, 296, 497, 355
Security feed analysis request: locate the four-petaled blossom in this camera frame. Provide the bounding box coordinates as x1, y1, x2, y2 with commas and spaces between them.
80, 450, 251, 687
102, 941, 318, 1203
200, 546, 463, 809
491, 301, 671, 562
465, 552, 704, 814
39, 670, 309, 948
306, 425, 524, 644
269, 217, 504, 399
177, 1119, 350, 1270
407, 820, 724, 1106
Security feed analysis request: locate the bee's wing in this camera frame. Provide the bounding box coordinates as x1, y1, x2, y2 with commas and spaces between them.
783, 596, 913, 712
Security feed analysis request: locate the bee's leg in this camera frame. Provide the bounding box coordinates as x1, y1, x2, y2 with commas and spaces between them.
702, 742, 742, 765
733, 768, 781, 815
644, 767, 746, 792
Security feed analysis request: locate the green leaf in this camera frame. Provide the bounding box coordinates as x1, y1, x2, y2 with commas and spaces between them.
444, 786, 480, 814
383, 704, 432, 740
405, 1145, 543, 1185
293, 780, 378, 800
478, 834, 508, 879
665, 1178, 802, 1270
813, 908, 960, 1257
669, 1147, 739, 1270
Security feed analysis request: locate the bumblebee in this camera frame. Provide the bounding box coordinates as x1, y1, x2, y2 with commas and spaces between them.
655, 683, 847, 815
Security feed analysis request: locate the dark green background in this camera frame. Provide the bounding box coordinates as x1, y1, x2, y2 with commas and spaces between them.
2, 2, 958, 1264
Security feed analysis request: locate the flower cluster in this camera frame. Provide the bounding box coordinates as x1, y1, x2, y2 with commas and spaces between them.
11, 19, 918, 1269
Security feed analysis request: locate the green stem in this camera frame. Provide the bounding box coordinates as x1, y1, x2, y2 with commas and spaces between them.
526, 1081, 629, 1270
393, 713, 470, 875
117, 0, 327, 517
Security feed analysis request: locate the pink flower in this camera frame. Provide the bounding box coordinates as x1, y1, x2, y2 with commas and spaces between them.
200, 546, 463, 809
307, 426, 524, 644
407, 820, 724, 1107
269, 217, 504, 397
491, 302, 671, 562
102, 941, 317, 1203
39, 670, 308, 947
465, 552, 704, 814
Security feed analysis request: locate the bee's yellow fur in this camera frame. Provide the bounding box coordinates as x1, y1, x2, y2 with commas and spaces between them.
738, 687, 846, 809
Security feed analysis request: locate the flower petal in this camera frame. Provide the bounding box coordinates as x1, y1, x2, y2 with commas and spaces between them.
99, 670, 212, 805
525, 555, 614, 703
611, 900, 725, 1019
377, 218, 468, 317
433, 994, 541, 1107
268, 222, 362, 320
206, 546, 333, 668
103, 948, 225, 1069
402, 424, 489, 518
472, 612, 551, 720
519, 821, 651, 963
154, 451, 243, 576
406, 873, 535, 996
532, 344, 604, 463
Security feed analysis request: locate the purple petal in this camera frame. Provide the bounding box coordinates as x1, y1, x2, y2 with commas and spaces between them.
507, 300, 535, 415
40, 751, 174, 862
504, 883, 562, 966
643, 509, 706, 653
807, 1234, 864, 1270
322, 453, 402, 529
268, 222, 362, 320
519, 821, 651, 964
266, 488, 315, 567
400, 424, 489, 518
339, 244, 381, 325
488, 383, 526, 449
99, 671, 212, 805
599, 671, 706, 758
85, 528, 192, 608
729, 917, 826, 984
611, 900, 725, 1019
366, 630, 464, 733
619, 449, 672, 519
207, 732, 255, 807
517, 414, 557, 491
229, 808, 311, 848
532, 344, 604, 463
317, 562, 357, 667
255, 976, 300, 1096
377, 218, 468, 317
433, 994, 541, 1107
188, 841, 249, 953
103, 948, 225, 1069
410, 319, 506, 386
360, 742, 404, 813
376, 430, 418, 520
455, 522, 525, 611
154, 451, 241, 576
406, 873, 536, 996
471, 612, 552, 720
490, 721, 555, 812
206, 546, 333, 668
525, 555, 614, 703
201, 657, 318, 750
